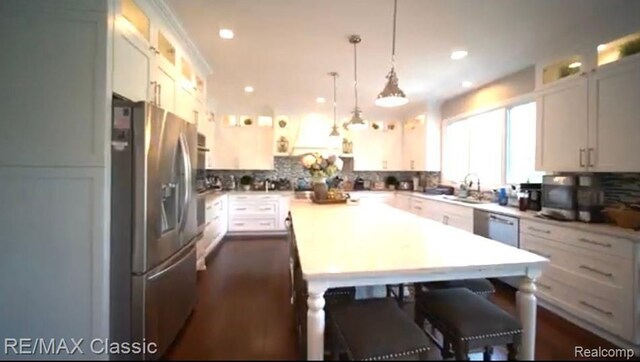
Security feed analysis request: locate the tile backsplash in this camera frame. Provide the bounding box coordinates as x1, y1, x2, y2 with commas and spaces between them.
601, 173, 640, 206
206, 156, 441, 189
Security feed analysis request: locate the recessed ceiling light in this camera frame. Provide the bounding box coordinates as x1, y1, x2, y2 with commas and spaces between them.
451, 50, 468, 60
597, 44, 607, 52
462, 81, 472, 88
316, 97, 326, 104
244, 86, 254, 93
568, 62, 582, 69
219, 29, 234, 39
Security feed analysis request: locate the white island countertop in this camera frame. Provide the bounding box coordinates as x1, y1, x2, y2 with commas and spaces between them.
290, 201, 548, 361
290, 201, 548, 280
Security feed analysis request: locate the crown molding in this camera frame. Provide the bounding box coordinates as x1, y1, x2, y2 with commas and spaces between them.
151, 0, 213, 75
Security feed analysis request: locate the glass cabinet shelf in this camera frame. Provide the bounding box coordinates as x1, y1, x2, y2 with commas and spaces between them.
542, 55, 583, 85
121, 0, 149, 41
157, 31, 175, 66
597, 31, 640, 67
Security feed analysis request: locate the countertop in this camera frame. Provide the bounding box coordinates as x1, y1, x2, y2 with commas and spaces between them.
289, 201, 548, 279
409, 193, 640, 241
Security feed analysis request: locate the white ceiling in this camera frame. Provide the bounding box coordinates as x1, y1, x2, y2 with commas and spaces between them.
167, 0, 640, 120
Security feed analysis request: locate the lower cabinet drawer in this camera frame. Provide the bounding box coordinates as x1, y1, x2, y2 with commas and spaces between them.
536, 273, 632, 341
228, 218, 277, 232
229, 202, 278, 216
520, 233, 632, 289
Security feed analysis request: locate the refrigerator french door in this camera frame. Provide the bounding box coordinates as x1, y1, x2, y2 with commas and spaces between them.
110, 96, 198, 360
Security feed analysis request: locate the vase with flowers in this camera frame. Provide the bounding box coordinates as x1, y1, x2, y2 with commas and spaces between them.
300, 152, 344, 200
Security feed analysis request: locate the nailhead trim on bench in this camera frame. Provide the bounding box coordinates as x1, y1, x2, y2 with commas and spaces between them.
460, 329, 523, 342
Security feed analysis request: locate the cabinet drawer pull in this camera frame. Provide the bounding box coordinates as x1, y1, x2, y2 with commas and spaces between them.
578, 237, 611, 248
235, 207, 247, 211
213, 216, 220, 221
537, 282, 552, 290
259, 207, 272, 211
579, 300, 613, 317
414, 206, 422, 210
259, 222, 272, 226
206, 206, 213, 210
234, 222, 244, 226
528, 226, 551, 234
526, 248, 551, 259
579, 265, 612, 278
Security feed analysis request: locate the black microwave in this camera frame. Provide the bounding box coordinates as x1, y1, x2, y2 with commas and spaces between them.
541, 175, 578, 221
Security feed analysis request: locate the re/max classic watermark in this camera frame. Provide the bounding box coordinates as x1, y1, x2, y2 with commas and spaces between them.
575, 346, 635, 360
3, 338, 157, 356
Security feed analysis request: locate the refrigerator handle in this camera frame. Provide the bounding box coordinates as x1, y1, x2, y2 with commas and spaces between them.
178, 133, 191, 232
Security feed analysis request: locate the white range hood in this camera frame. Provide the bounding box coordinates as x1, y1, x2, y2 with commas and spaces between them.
290, 115, 341, 156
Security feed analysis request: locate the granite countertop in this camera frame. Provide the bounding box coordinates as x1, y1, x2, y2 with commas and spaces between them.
410, 193, 640, 241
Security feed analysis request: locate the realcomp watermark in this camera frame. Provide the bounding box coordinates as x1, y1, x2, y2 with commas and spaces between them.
3, 338, 157, 356
575, 346, 635, 359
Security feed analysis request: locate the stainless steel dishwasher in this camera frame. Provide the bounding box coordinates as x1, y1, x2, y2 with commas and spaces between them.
473, 209, 520, 288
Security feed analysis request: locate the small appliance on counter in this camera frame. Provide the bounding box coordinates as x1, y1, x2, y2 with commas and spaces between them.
354, 177, 366, 190
275, 178, 292, 190
520, 183, 542, 211
539, 174, 578, 221
577, 175, 605, 223
398, 181, 413, 190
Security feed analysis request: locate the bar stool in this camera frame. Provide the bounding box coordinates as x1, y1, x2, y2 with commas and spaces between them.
414, 287, 522, 361
329, 298, 431, 360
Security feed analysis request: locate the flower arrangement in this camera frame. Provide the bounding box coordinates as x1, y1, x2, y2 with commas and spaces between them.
300, 152, 344, 182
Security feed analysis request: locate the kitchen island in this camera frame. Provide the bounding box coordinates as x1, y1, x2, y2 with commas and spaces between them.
290, 201, 548, 360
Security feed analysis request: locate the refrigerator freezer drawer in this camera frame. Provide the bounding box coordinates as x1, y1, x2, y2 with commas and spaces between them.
132, 243, 197, 360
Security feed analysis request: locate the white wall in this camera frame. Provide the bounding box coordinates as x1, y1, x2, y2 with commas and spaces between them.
0, 0, 111, 359
441, 66, 535, 120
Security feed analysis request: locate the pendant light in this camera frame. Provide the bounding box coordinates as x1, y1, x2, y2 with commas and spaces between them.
375, 0, 408, 108
348, 35, 367, 130
328, 72, 341, 138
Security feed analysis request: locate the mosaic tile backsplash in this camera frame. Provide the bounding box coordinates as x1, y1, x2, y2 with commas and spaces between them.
601, 173, 640, 206
206, 156, 441, 190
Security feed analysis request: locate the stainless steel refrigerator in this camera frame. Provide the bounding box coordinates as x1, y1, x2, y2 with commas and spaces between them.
110, 96, 198, 360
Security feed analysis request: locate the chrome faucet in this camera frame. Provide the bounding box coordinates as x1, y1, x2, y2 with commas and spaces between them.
463, 173, 481, 196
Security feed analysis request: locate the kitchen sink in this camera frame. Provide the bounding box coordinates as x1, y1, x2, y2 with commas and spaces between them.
441, 195, 490, 204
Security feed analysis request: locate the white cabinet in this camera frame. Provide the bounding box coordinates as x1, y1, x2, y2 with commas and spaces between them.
535, 77, 589, 172
519, 219, 636, 342
402, 115, 441, 171
213, 124, 274, 170
227, 194, 289, 234
113, 23, 153, 103
197, 194, 228, 271
588, 57, 640, 172
352, 125, 402, 171
536, 56, 640, 172
413, 197, 474, 233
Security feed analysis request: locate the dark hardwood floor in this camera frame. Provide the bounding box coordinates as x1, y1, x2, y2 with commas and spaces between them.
164, 237, 618, 361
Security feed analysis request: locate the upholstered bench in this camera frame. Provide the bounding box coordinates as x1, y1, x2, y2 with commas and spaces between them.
329, 298, 431, 361
418, 278, 495, 297
414, 287, 522, 361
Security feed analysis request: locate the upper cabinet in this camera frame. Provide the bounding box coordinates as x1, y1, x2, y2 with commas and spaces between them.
535, 30, 640, 172
402, 115, 441, 172
212, 115, 275, 170
113, 0, 209, 122
352, 121, 402, 171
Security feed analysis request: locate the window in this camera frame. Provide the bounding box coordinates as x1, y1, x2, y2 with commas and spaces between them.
443, 101, 541, 188
507, 103, 543, 184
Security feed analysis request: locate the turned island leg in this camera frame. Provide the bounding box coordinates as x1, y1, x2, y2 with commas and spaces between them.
307, 286, 327, 360
517, 277, 537, 360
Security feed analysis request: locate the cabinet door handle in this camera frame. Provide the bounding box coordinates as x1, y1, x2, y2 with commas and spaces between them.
410, 160, 415, 170
213, 216, 220, 221
588, 148, 595, 167
157, 84, 162, 106
578, 237, 611, 248
150, 81, 158, 104
526, 248, 551, 259
206, 206, 212, 210
579, 264, 612, 278
579, 300, 613, 317
537, 282, 552, 291
528, 226, 551, 234
414, 206, 422, 210
579, 148, 586, 168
